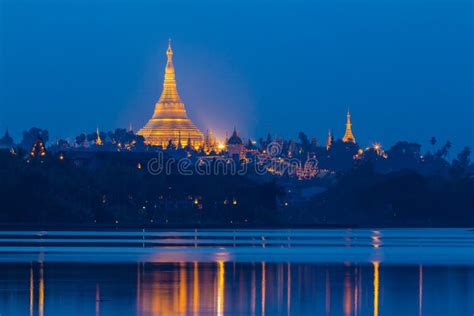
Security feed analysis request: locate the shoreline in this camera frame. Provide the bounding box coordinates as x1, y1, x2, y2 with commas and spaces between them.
0, 223, 472, 230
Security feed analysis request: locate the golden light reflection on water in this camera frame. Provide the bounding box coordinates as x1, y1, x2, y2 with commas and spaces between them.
28, 264, 45, 316
22, 260, 390, 316
16, 261, 458, 316
39, 263, 44, 316
217, 261, 225, 316
0, 250, 468, 316
29, 265, 34, 316
373, 261, 380, 316
179, 262, 187, 314
344, 270, 352, 316
193, 262, 199, 315
135, 262, 226, 315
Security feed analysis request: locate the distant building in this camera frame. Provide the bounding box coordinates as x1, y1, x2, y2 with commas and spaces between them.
342, 111, 356, 143
138, 40, 204, 148
226, 128, 244, 158
0, 129, 14, 150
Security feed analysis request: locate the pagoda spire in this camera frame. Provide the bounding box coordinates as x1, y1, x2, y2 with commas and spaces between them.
0, 127, 14, 149
186, 131, 192, 149
326, 129, 332, 150
177, 129, 182, 149
342, 110, 356, 143
96, 127, 103, 145
158, 38, 181, 103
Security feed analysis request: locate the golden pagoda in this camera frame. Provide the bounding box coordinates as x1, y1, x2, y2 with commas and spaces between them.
138, 40, 204, 148
342, 110, 356, 143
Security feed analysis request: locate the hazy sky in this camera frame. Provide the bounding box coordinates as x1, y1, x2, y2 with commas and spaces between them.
0, 0, 472, 151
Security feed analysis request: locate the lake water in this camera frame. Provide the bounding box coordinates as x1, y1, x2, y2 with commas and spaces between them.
0, 229, 473, 315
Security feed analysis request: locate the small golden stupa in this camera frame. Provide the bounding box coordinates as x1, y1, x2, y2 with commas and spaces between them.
138, 40, 204, 148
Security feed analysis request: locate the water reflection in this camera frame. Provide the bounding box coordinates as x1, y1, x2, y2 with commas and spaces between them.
27, 263, 45, 316
2, 262, 473, 316
344, 269, 352, 316
29, 265, 33, 316
39, 263, 44, 316
179, 262, 186, 314
373, 261, 379, 316
251, 264, 256, 315
261, 262, 266, 315
95, 283, 100, 316
325, 269, 331, 315
193, 262, 199, 315
287, 263, 291, 316
355, 267, 361, 316
217, 261, 225, 316
371, 230, 382, 249
419, 265, 423, 316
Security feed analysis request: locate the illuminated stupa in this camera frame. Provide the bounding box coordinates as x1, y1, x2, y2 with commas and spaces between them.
138, 41, 204, 148
342, 110, 356, 143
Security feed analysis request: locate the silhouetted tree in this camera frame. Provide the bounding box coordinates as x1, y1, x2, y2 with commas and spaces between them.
56, 139, 70, 150
327, 140, 359, 171
435, 141, 452, 159
75, 133, 86, 146
386, 141, 421, 171
451, 147, 471, 179
298, 132, 310, 153
430, 136, 437, 148
20, 128, 49, 150
310, 137, 318, 152
86, 132, 95, 143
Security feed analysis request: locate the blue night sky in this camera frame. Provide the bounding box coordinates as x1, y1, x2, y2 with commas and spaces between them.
0, 0, 472, 151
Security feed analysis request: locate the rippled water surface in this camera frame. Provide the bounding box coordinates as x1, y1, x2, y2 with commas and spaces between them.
0, 229, 473, 315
